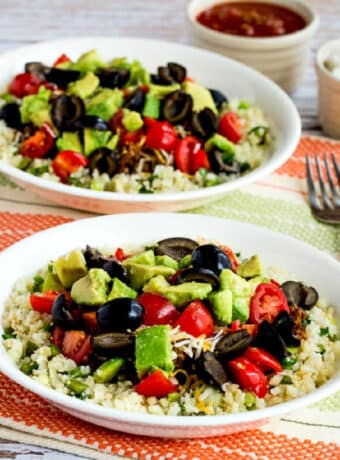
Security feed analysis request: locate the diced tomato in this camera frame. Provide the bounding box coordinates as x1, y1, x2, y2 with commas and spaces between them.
53, 53, 71, 67
8, 72, 42, 98
227, 356, 268, 398
219, 245, 239, 271
115, 247, 127, 262
175, 300, 214, 337
250, 282, 290, 325
109, 109, 124, 132
52, 325, 64, 349
29, 290, 59, 314
218, 112, 242, 144
82, 311, 99, 332
145, 120, 177, 151
20, 123, 56, 159
243, 347, 282, 373
140, 84, 149, 94
240, 323, 258, 338
62, 330, 92, 364
174, 136, 210, 174
230, 319, 241, 331
52, 150, 88, 181
138, 293, 179, 326
135, 370, 178, 398
168, 269, 184, 285
120, 129, 143, 144
184, 76, 195, 83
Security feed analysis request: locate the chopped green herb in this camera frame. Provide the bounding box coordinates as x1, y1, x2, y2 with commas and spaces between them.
167, 392, 180, 402
302, 316, 311, 327
17, 157, 32, 170
2, 326, 16, 340
281, 376, 293, 385
27, 165, 50, 176
286, 346, 299, 355
247, 126, 270, 146
49, 344, 60, 357
329, 334, 339, 342
238, 99, 251, 109
240, 162, 251, 173
32, 275, 44, 293
139, 185, 154, 194
318, 344, 326, 354
198, 168, 208, 177
20, 361, 38, 375
244, 392, 256, 410
320, 327, 329, 336
43, 323, 53, 332
69, 366, 90, 378
281, 356, 297, 370
47, 263, 54, 273
25, 341, 37, 357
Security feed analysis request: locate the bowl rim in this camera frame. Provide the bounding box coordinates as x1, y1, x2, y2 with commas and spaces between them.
0, 212, 339, 430
0, 36, 301, 204
315, 38, 340, 83
187, 0, 320, 49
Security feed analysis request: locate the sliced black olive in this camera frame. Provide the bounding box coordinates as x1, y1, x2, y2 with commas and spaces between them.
123, 88, 145, 112
197, 351, 228, 387
281, 281, 319, 310
96, 68, 130, 89
150, 73, 166, 85
84, 245, 109, 268
191, 244, 232, 275
158, 66, 174, 85
208, 149, 240, 175
209, 88, 228, 110
273, 311, 300, 347
92, 332, 135, 350
215, 329, 253, 359
173, 267, 220, 288
44, 67, 81, 87
155, 237, 199, 261
0, 103, 22, 130
88, 147, 118, 176
25, 62, 48, 79
190, 108, 218, 139
168, 62, 187, 83
75, 115, 109, 131
102, 260, 128, 282
161, 90, 193, 124
51, 94, 85, 131
96, 298, 144, 332
255, 320, 288, 361
84, 246, 128, 282
52, 294, 79, 329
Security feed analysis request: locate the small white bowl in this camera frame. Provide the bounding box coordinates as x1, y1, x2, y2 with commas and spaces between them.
187, 0, 319, 93
316, 39, 340, 139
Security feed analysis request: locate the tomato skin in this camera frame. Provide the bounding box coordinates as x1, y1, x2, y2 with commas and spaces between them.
115, 247, 127, 262
243, 347, 282, 373
218, 112, 242, 144
120, 129, 143, 144
52, 150, 88, 181
230, 319, 241, 331
29, 290, 59, 314
62, 330, 92, 365
219, 245, 238, 271
145, 120, 177, 151
138, 293, 179, 326
20, 123, 56, 159
174, 136, 210, 174
191, 147, 210, 173
82, 311, 99, 333
240, 323, 258, 338
8, 72, 42, 98
227, 356, 269, 398
51, 325, 64, 349
175, 300, 214, 337
250, 282, 290, 325
135, 370, 178, 397
53, 53, 71, 67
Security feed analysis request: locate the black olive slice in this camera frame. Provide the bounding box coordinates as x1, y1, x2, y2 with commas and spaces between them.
75, 115, 109, 131
161, 90, 193, 124
92, 332, 135, 350
25, 62, 48, 79
84, 245, 109, 268
190, 108, 218, 139
281, 281, 319, 310
255, 320, 288, 361
52, 294, 79, 329
96, 298, 144, 332
158, 66, 174, 85
208, 149, 241, 175
44, 67, 81, 87
96, 68, 130, 89
191, 244, 232, 275
197, 351, 228, 387
273, 311, 300, 347
173, 267, 220, 288
215, 329, 253, 359
303, 286, 318, 309
0, 103, 22, 130
88, 147, 118, 176
123, 88, 145, 113
168, 62, 187, 83
51, 94, 85, 131
209, 88, 228, 110
155, 237, 199, 261
150, 73, 167, 85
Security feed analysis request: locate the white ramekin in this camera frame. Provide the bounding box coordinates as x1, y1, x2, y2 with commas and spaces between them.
187, 0, 319, 93
316, 39, 340, 139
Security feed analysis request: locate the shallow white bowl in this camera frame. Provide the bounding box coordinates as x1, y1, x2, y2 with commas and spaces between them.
187, 0, 319, 93
0, 213, 339, 438
0, 37, 300, 214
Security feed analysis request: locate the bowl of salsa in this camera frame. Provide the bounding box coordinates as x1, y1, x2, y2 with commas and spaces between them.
187, 0, 319, 92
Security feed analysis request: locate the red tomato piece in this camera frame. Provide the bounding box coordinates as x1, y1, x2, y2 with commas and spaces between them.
219, 245, 239, 271
138, 293, 179, 326
218, 112, 242, 144
120, 129, 143, 144
8, 72, 42, 98
115, 247, 127, 262
191, 147, 210, 173
29, 290, 59, 314
20, 123, 56, 159
175, 300, 214, 337
174, 135, 200, 174
243, 347, 282, 373
135, 370, 178, 398
82, 311, 99, 333
230, 319, 241, 331
52, 150, 88, 181
53, 53, 71, 67
145, 120, 177, 151
109, 109, 124, 132
227, 356, 269, 398
62, 330, 92, 364
51, 325, 64, 349
250, 282, 290, 325
240, 323, 258, 338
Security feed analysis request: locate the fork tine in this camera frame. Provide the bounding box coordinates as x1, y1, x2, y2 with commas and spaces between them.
331, 153, 340, 184
315, 155, 333, 209
324, 155, 340, 208
306, 155, 321, 210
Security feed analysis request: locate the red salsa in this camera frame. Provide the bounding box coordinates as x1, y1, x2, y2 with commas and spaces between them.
196, 2, 306, 37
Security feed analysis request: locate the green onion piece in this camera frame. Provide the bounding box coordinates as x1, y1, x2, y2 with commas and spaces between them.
66, 379, 88, 395
247, 126, 269, 146
2, 326, 16, 340
20, 361, 38, 375
244, 392, 256, 410
32, 275, 44, 293
318, 344, 326, 354
281, 375, 293, 385
320, 327, 329, 336
49, 344, 60, 357
167, 392, 180, 402
281, 356, 297, 370
25, 341, 37, 357
93, 357, 125, 384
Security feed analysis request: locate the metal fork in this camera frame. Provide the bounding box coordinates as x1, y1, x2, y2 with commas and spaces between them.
306, 153, 340, 224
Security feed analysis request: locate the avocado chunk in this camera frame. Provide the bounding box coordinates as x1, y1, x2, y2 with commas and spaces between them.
141, 274, 170, 293
68, 72, 99, 99
135, 325, 174, 377
155, 255, 179, 270
93, 357, 125, 383
123, 249, 155, 266
127, 264, 176, 290
204, 133, 236, 157
56, 131, 83, 153
86, 88, 123, 122
73, 49, 105, 73
108, 277, 137, 301
149, 83, 180, 98
106, 132, 119, 150
20, 86, 52, 127
127, 59, 151, 85
182, 81, 217, 113
54, 249, 88, 289
232, 296, 250, 323
122, 109, 144, 132
142, 92, 160, 119
219, 269, 251, 297
237, 255, 262, 279
42, 272, 63, 292
84, 128, 112, 156
71, 268, 110, 306
208, 289, 233, 325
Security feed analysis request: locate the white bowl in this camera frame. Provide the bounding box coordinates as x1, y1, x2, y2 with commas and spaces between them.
0, 213, 339, 438
187, 0, 319, 93
0, 37, 300, 214
316, 38, 340, 139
